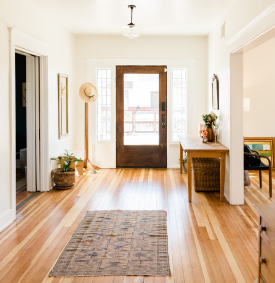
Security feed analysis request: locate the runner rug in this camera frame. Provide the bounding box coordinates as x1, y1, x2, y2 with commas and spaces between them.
50, 210, 171, 277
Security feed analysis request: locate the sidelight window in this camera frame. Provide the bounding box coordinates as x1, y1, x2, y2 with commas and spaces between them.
96, 69, 111, 141
171, 69, 187, 141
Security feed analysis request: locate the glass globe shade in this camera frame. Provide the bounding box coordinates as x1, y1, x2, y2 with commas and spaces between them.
122, 26, 140, 39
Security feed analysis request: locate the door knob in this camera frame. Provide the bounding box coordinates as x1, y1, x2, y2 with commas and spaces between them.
162, 114, 165, 128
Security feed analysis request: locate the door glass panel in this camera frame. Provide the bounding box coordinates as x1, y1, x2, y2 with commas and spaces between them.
124, 74, 159, 145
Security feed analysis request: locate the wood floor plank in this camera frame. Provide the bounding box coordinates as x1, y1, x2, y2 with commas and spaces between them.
15, 171, 110, 283
0, 169, 267, 283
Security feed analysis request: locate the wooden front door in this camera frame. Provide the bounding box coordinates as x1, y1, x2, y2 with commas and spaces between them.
116, 66, 167, 167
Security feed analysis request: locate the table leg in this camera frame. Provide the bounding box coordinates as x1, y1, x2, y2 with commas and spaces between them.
180, 144, 183, 174
188, 153, 192, 202
220, 152, 225, 202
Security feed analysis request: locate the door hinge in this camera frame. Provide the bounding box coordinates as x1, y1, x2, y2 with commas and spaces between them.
164, 68, 167, 72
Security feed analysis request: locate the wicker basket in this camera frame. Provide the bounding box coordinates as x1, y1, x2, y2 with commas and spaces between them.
192, 158, 220, 192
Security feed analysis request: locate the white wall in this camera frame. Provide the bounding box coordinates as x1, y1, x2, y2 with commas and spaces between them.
0, 0, 77, 231
243, 37, 275, 137
208, 0, 275, 204
75, 35, 208, 168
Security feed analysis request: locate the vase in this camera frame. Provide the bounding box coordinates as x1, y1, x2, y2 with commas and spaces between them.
202, 136, 208, 143
206, 127, 214, 142
182, 162, 188, 173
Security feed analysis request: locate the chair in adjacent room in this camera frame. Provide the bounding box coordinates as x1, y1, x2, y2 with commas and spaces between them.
244, 144, 272, 198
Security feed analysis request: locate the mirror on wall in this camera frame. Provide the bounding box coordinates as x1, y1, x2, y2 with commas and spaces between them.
58, 73, 69, 139
212, 74, 219, 110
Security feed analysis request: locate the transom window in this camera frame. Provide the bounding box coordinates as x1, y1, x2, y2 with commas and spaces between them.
96, 69, 111, 141
172, 69, 187, 141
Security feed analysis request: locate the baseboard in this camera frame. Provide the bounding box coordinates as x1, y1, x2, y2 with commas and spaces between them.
0, 209, 16, 232
224, 184, 230, 203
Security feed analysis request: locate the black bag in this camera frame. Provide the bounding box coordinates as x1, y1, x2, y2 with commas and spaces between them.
244, 144, 261, 167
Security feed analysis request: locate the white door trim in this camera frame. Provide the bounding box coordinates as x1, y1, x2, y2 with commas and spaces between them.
8, 28, 50, 226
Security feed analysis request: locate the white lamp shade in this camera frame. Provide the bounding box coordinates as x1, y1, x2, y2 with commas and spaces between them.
243, 98, 250, 111
122, 26, 140, 39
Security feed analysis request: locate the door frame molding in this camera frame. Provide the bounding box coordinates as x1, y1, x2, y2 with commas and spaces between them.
6, 28, 50, 229
87, 57, 197, 169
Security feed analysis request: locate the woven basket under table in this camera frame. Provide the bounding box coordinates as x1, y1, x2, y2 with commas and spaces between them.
192, 158, 220, 192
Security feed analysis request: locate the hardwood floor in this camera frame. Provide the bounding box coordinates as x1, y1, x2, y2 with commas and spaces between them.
1, 168, 274, 283
16, 169, 32, 206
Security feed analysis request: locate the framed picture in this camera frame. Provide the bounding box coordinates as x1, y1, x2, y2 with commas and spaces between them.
212, 74, 219, 110
58, 73, 69, 139
244, 137, 275, 168
22, 82, 26, 107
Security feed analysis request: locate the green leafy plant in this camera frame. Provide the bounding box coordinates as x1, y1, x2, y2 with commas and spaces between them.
202, 111, 218, 128
51, 150, 83, 172
178, 152, 187, 164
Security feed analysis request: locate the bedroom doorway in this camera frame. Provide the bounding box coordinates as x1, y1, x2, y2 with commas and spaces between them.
15, 51, 41, 208
116, 66, 167, 167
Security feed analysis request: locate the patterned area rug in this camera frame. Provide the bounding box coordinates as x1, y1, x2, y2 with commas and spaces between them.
50, 210, 171, 277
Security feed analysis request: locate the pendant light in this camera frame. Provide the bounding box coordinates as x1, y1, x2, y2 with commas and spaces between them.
122, 5, 140, 39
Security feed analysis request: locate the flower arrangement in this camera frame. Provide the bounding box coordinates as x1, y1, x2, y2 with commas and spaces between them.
202, 111, 218, 128
199, 129, 208, 138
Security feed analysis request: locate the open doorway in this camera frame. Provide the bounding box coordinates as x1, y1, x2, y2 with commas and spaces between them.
15, 52, 40, 209
229, 25, 275, 204
241, 27, 275, 199
15, 54, 29, 206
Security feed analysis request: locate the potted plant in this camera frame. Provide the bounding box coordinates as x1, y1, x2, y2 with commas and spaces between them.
179, 152, 188, 173
51, 150, 83, 189
202, 111, 218, 142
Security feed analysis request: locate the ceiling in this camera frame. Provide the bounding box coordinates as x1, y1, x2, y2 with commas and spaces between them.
27, 0, 235, 35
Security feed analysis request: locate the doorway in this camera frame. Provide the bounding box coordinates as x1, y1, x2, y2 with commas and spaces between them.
15, 54, 29, 206
15, 51, 40, 208
116, 66, 167, 167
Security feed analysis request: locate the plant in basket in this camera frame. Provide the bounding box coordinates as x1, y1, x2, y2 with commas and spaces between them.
51, 150, 83, 189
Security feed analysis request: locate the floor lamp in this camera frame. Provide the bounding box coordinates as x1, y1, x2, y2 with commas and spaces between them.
79, 82, 99, 173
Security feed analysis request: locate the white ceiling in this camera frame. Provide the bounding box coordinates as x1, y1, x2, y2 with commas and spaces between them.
27, 0, 235, 35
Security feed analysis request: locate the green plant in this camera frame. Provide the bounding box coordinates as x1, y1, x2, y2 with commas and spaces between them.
202, 111, 218, 128
178, 152, 187, 164
51, 150, 83, 172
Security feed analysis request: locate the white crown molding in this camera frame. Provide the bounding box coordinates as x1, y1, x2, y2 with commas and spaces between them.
87, 57, 197, 66
9, 27, 50, 56
226, 1, 275, 45
231, 24, 275, 54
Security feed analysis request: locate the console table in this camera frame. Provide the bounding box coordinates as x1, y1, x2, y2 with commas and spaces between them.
254, 203, 275, 283
179, 135, 229, 202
